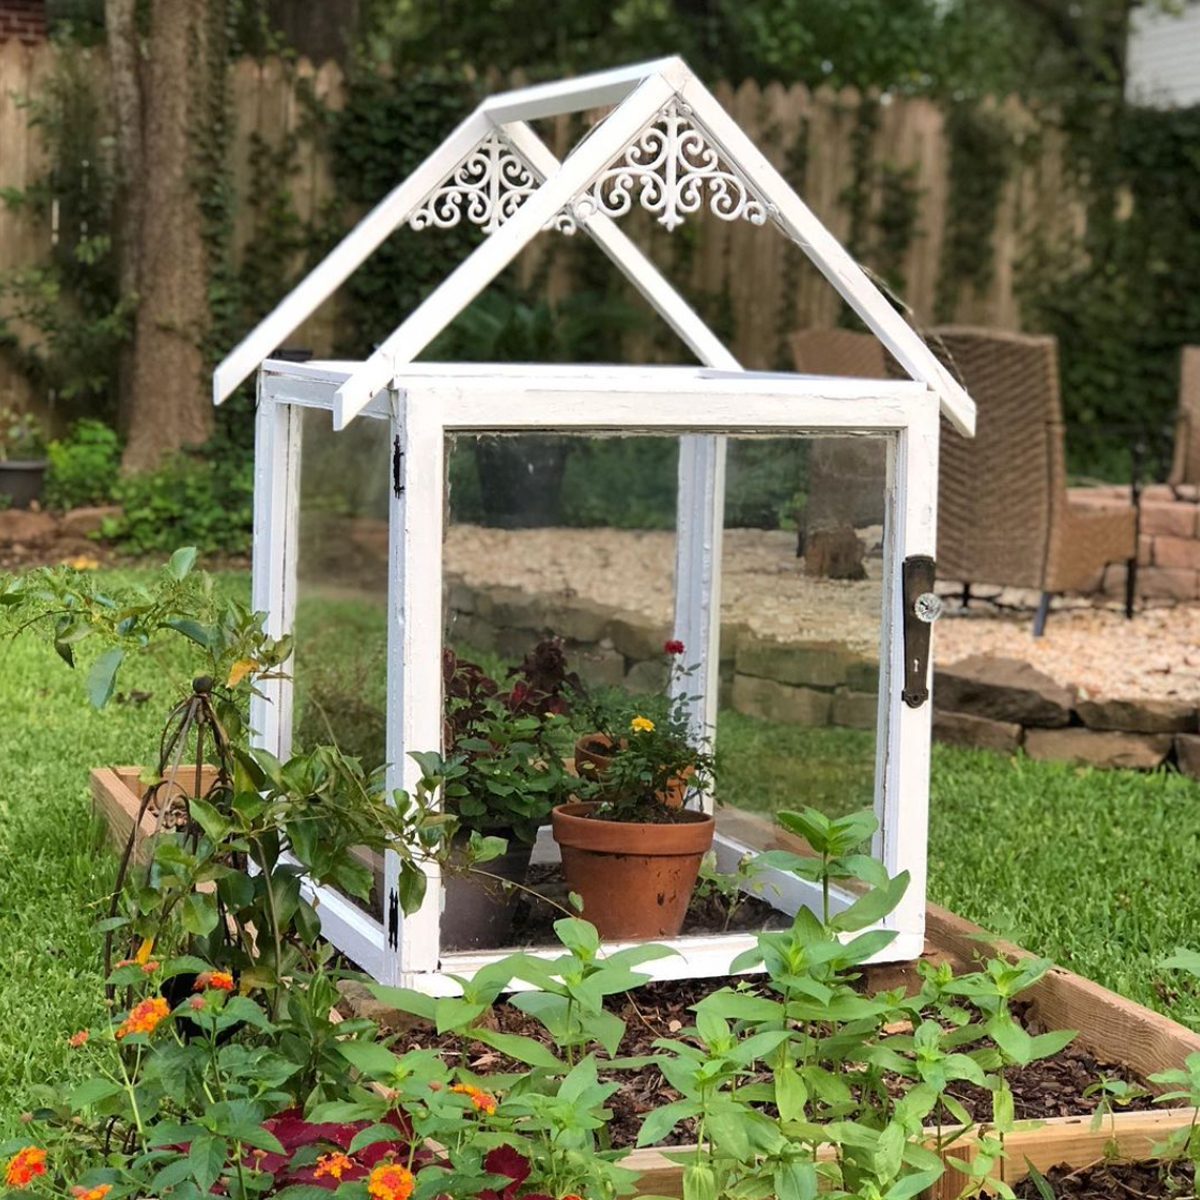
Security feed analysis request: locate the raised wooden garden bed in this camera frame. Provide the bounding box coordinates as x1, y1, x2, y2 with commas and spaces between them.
90, 767, 1200, 1197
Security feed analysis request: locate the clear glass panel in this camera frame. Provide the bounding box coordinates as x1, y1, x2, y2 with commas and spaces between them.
292, 407, 391, 922
437, 430, 890, 953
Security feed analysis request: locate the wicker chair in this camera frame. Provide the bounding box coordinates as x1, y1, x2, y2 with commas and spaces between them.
924, 327, 1137, 635
1168, 346, 1200, 487
790, 330, 889, 573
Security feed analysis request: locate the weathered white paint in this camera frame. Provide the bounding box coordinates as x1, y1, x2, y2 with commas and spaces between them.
1127, 2, 1200, 108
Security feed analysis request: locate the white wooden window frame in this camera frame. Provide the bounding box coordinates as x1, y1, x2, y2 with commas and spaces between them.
250, 360, 940, 995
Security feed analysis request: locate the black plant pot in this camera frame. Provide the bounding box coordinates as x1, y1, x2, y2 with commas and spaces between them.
440, 834, 534, 950
0, 460, 47, 510
474, 439, 569, 528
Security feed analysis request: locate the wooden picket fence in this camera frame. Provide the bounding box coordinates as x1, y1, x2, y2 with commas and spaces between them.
0, 41, 1084, 409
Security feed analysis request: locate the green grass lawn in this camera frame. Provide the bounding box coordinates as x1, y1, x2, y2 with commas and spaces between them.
2, 567, 1199, 1133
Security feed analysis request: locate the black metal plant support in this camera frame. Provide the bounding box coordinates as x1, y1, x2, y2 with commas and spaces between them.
102, 675, 238, 996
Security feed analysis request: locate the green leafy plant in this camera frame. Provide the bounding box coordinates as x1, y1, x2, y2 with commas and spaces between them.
572, 643, 715, 823
0, 406, 47, 461
45, 419, 121, 510
104, 456, 254, 556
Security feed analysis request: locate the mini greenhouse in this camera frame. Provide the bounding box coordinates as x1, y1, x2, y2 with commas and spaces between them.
213, 57, 976, 993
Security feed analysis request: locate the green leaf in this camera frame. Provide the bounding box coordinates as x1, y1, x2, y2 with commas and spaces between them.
168, 546, 199, 580
367, 985, 437, 1022
554, 917, 600, 959
87, 647, 125, 708
775, 1066, 807, 1123
166, 618, 213, 649
188, 1133, 226, 1192
1022, 1159, 1055, 1200
885, 1169, 945, 1200
68, 1078, 122, 1110
636, 1099, 699, 1147
180, 892, 219, 936
773, 1161, 818, 1200
337, 1040, 400, 1080
1162, 949, 1200, 979
188, 795, 230, 844
829, 871, 910, 932
472, 1028, 563, 1069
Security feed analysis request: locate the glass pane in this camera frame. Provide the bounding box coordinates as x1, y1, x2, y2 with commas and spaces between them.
716, 435, 884, 841
292, 407, 391, 923
436, 430, 890, 953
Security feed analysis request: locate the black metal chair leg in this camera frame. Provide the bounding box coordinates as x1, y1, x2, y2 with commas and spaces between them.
1125, 556, 1137, 620
1032, 591, 1053, 638
961, 581, 971, 609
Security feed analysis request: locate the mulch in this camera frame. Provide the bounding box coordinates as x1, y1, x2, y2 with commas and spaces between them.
1012, 1159, 1194, 1198
378, 975, 1158, 1150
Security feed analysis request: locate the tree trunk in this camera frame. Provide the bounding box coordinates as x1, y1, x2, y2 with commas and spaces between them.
113, 0, 215, 473
104, 0, 141, 432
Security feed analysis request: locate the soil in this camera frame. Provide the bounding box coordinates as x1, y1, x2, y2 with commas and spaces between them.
377, 975, 1157, 1151
441, 863, 790, 952
1012, 1159, 1194, 1198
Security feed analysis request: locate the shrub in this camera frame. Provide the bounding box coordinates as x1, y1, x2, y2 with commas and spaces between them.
44, 418, 121, 510
105, 453, 253, 555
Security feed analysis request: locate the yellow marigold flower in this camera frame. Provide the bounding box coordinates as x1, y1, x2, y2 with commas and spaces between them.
194, 970, 235, 992
6, 1147, 47, 1187
63, 555, 100, 571
314, 1152, 355, 1181
367, 1163, 414, 1200
450, 1082, 497, 1115
72, 1185, 112, 1200
116, 996, 170, 1039
630, 715, 655, 733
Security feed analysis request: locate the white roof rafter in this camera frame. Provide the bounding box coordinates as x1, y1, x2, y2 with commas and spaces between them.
213, 56, 975, 435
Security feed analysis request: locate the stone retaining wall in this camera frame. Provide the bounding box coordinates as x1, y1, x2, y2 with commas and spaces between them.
447, 578, 1200, 777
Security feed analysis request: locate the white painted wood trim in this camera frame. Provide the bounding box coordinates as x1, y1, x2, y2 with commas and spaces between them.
877, 395, 940, 945
676, 75, 976, 437
390, 391, 448, 982
332, 74, 677, 427
479, 58, 689, 124
249, 390, 301, 760
403, 383, 926, 432
212, 109, 494, 405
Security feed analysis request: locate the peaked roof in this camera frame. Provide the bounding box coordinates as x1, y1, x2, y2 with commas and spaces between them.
213, 56, 975, 436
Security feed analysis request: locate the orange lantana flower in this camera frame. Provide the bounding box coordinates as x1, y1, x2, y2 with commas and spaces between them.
5, 1147, 48, 1187
116, 996, 170, 1039
72, 1185, 112, 1200
194, 971, 235, 993
314, 1152, 356, 1181
450, 1083, 497, 1115
367, 1163, 414, 1200
68, 1030, 89, 1049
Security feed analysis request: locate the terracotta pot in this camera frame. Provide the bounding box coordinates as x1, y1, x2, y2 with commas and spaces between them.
551, 801, 715, 939
572, 734, 692, 809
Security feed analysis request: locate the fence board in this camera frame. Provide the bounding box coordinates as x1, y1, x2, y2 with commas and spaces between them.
0, 46, 1083, 400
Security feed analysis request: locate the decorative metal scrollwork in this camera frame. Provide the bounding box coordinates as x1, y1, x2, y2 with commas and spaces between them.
572, 101, 768, 232
409, 132, 561, 235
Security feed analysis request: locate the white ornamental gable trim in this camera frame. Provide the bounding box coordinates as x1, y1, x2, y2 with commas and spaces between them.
407, 102, 770, 237
213, 56, 976, 438
573, 100, 770, 231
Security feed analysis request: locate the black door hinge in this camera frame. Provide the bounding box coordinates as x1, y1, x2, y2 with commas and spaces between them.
901, 554, 939, 708
387, 888, 399, 949
392, 436, 404, 498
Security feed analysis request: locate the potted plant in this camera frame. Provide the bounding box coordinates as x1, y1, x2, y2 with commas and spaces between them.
0, 407, 49, 508
431, 641, 577, 948
554, 642, 717, 940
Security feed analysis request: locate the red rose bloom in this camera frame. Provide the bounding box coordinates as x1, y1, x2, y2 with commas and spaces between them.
664, 639, 685, 655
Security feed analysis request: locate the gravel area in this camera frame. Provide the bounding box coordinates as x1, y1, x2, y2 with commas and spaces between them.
444, 525, 1200, 702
